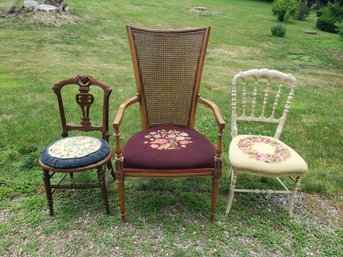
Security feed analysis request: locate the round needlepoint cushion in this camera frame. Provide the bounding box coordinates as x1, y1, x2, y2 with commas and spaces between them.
123, 126, 215, 169
40, 136, 111, 169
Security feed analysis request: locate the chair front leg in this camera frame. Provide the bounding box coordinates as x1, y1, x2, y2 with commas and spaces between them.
210, 154, 222, 222
288, 176, 302, 217
42, 169, 54, 216
97, 167, 110, 214
115, 153, 126, 222
225, 169, 237, 215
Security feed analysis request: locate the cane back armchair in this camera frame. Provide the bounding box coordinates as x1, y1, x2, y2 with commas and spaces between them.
226, 69, 308, 217
38, 75, 114, 215
113, 25, 225, 222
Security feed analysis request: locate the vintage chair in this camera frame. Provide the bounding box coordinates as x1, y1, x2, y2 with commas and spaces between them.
226, 69, 308, 217
38, 75, 114, 215
113, 25, 225, 222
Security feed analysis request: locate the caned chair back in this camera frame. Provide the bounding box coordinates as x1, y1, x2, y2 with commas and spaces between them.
53, 75, 112, 140
231, 69, 297, 139
126, 25, 210, 128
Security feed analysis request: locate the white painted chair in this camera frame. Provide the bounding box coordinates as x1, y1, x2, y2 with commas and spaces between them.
226, 69, 308, 217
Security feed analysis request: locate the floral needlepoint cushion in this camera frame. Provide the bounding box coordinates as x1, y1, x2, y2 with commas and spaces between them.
237, 136, 291, 163
229, 135, 308, 176
144, 129, 193, 150
40, 136, 111, 169
123, 126, 215, 170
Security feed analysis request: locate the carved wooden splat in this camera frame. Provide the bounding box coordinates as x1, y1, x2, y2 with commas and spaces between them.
76, 76, 94, 128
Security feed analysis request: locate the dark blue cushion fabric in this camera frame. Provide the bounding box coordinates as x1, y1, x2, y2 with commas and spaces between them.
40, 137, 111, 169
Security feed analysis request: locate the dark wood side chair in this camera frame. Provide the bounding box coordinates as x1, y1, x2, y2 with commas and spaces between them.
38, 75, 115, 215
113, 26, 225, 222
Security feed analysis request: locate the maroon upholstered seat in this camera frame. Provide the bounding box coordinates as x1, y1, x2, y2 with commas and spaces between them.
123, 126, 215, 170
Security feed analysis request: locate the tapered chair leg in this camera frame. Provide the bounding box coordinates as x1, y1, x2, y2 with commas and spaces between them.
117, 178, 126, 222
97, 167, 110, 214
210, 176, 220, 222
226, 169, 237, 215
42, 169, 54, 216
288, 176, 302, 217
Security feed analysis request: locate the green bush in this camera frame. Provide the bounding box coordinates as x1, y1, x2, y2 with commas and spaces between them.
335, 22, 343, 37
317, 9, 338, 32
294, 1, 311, 20
271, 23, 287, 37
316, 1, 343, 33
272, 0, 301, 22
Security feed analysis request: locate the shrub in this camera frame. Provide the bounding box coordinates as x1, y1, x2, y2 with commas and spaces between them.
294, 1, 311, 20
272, 0, 301, 22
317, 9, 338, 32
335, 22, 343, 37
316, 1, 343, 33
271, 23, 287, 37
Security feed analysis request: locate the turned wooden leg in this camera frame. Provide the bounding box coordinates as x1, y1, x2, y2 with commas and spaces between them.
42, 169, 54, 216
210, 176, 220, 222
97, 167, 110, 214
226, 169, 237, 215
288, 176, 302, 217
69, 172, 74, 179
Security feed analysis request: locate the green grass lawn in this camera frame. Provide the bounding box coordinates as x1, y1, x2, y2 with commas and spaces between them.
0, 0, 342, 256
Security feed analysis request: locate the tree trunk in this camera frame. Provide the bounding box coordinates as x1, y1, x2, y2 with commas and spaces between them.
44, 0, 68, 11
44, 0, 64, 7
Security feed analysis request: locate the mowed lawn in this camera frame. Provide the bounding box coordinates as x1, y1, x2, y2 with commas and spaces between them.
0, 0, 342, 256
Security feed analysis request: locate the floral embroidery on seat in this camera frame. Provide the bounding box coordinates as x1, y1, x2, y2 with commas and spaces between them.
48, 136, 101, 158
144, 129, 193, 150
237, 136, 291, 163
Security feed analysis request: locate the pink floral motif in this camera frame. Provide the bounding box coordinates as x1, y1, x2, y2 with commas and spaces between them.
256, 153, 267, 161
237, 136, 291, 163
144, 129, 193, 150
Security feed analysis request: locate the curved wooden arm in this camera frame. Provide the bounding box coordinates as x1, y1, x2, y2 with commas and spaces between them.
198, 96, 225, 129
198, 96, 225, 155
113, 95, 140, 129
113, 95, 140, 156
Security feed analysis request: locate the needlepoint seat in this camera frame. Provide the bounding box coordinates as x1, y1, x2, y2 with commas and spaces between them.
229, 135, 307, 176
40, 136, 111, 169
123, 126, 215, 170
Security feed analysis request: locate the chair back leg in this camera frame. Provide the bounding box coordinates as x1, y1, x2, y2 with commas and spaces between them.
107, 161, 115, 180
225, 169, 237, 215
97, 167, 110, 214
42, 169, 54, 216
288, 176, 302, 217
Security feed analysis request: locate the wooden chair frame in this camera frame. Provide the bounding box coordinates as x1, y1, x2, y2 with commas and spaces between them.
226, 69, 305, 217
113, 26, 225, 222
38, 75, 114, 215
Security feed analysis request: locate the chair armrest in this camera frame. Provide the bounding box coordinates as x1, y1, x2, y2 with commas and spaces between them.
198, 96, 225, 129
113, 95, 140, 129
